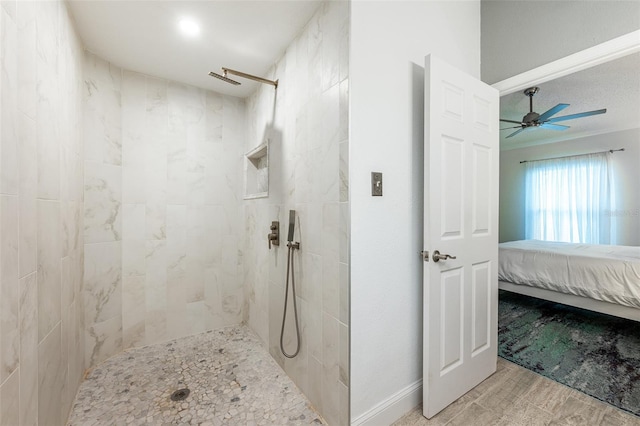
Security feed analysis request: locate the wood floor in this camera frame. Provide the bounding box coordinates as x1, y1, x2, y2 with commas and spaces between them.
393, 358, 640, 426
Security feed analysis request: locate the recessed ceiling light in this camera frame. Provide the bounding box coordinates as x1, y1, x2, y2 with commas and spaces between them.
179, 18, 200, 37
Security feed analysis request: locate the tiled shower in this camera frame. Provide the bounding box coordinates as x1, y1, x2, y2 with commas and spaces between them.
0, 0, 348, 424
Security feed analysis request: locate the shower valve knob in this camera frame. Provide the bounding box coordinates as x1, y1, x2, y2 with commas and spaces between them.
268, 221, 280, 249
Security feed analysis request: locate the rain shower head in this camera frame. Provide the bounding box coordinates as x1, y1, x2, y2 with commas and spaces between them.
208, 71, 241, 85
208, 67, 278, 88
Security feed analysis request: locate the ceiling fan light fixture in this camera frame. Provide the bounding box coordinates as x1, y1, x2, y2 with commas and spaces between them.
500, 87, 606, 139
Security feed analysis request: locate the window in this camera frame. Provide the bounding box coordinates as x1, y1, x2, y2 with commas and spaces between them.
524, 152, 612, 244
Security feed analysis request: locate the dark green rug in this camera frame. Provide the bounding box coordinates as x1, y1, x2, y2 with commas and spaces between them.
498, 290, 640, 417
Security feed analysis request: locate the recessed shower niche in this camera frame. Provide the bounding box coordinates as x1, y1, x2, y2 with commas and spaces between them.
244, 140, 269, 199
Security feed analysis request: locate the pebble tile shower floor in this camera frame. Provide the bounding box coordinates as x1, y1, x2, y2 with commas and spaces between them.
67, 326, 325, 425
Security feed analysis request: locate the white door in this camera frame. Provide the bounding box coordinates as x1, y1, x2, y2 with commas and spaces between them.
422, 54, 499, 418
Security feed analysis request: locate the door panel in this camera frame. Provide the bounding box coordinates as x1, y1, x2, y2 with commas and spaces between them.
471, 262, 490, 355
423, 54, 499, 419
440, 267, 463, 374
440, 136, 464, 239
472, 145, 491, 235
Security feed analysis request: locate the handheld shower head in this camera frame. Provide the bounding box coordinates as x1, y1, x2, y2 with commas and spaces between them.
208, 71, 241, 85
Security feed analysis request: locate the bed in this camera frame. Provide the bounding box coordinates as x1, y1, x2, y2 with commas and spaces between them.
498, 240, 640, 321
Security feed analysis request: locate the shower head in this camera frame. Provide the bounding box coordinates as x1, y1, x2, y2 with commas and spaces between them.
208, 71, 241, 85
208, 67, 277, 88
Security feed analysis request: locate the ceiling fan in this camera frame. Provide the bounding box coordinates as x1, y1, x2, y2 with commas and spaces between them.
500, 87, 607, 138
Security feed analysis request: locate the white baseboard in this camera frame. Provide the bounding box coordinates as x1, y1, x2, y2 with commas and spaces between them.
352, 379, 422, 426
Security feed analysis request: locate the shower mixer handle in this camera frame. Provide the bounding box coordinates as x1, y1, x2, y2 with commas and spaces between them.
268, 221, 280, 249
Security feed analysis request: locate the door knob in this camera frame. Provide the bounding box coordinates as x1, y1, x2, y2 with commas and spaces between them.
432, 250, 456, 262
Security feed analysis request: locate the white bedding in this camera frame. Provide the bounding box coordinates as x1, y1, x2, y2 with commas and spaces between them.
498, 240, 640, 309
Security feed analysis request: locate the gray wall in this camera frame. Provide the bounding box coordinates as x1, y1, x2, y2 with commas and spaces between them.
499, 129, 640, 246
481, 0, 640, 84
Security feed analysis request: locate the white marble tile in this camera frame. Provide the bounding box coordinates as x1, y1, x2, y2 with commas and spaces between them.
320, 2, 341, 92
308, 355, 324, 415
121, 71, 147, 168
36, 55, 60, 200
321, 138, 340, 203
145, 239, 167, 311
122, 274, 146, 349
17, 113, 37, 275
221, 285, 244, 326
83, 53, 122, 166
122, 239, 145, 279
145, 202, 166, 240
339, 262, 349, 325
84, 160, 122, 243
305, 300, 323, 363
37, 199, 61, 340
0, 195, 20, 368
167, 153, 187, 205
61, 254, 74, 313
0, 368, 19, 426
61, 200, 78, 257
203, 268, 226, 331
339, 321, 349, 386
19, 272, 38, 426
339, 78, 349, 143
1, 9, 18, 196
185, 300, 206, 335
85, 315, 122, 367
307, 13, 323, 101
61, 331, 75, 421
339, 381, 349, 426
39, 323, 63, 426
59, 308, 70, 419
322, 202, 340, 262
283, 296, 310, 392
84, 242, 122, 325
322, 258, 340, 320
321, 312, 341, 426
0, 195, 19, 383
17, 0, 36, 119
144, 308, 167, 344
122, 165, 146, 204
122, 203, 146, 241
339, 141, 349, 203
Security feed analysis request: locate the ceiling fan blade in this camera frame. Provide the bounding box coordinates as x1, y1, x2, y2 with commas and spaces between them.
546, 108, 607, 123
506, 127, 528, 138
501, 126, 523, 130
500, 119, 524, 124
536, 103, 570, 122
539, 123, 570, 131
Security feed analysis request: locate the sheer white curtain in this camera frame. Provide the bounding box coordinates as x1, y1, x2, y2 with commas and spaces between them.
524, 152, 612, 244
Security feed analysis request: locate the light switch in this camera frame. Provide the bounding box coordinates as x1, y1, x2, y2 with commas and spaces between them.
371, 172, 383, 196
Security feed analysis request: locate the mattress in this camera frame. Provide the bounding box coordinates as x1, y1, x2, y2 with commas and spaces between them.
498, 240, 640, 309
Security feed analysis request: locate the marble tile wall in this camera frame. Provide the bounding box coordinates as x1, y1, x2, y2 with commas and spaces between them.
0, 0, 86, 424
243, 2, 350, 424
83, 53, 246, 367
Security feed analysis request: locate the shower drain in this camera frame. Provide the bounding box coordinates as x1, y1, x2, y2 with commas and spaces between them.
170, 388, 190, 401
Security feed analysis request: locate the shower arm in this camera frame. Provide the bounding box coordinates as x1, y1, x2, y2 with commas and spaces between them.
222, 67, 278, 88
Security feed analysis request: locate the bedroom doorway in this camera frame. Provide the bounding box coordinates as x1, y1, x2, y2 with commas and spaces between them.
495, 31, 640, 247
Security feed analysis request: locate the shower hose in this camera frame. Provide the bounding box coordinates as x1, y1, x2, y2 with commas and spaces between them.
280, 242, 301, 358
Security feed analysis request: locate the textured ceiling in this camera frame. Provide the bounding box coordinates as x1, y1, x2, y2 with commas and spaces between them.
500, 52, 640, 150
68, 0, 322, 98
